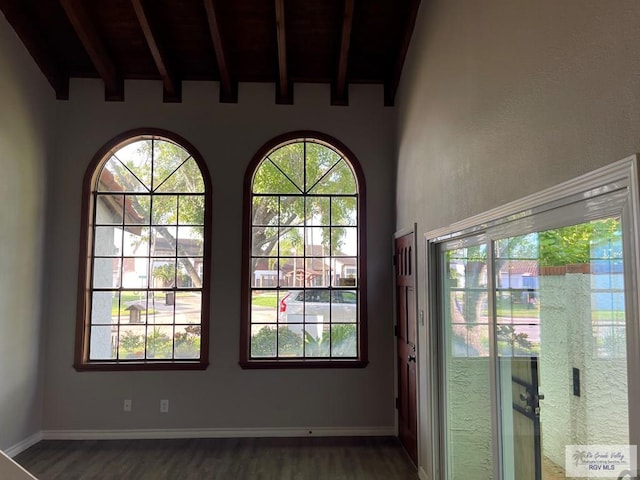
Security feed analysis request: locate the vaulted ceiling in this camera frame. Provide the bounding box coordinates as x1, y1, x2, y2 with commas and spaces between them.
0, 0, 421, 105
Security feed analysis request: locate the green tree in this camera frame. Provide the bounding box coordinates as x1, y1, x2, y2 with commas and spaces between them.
494, 219, 621, 267
538, 219, 619, 266
152, 263, 175, 287
446, 244, 489, 326
102, 139, 205, 287
106, 139, 357, 290
251, 141, 357, 261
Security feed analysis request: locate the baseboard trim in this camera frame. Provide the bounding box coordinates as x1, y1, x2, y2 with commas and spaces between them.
43, 426, 396, 441
5, 432, 43, 458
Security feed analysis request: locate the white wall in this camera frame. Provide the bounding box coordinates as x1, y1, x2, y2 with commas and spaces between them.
41, 80, 397, 433
396, 0, 640, 476
0, 14, 54, 451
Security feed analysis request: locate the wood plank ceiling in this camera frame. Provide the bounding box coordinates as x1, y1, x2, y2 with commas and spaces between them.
0, 0, 421, 105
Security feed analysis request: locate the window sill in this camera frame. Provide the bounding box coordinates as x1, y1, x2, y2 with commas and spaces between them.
239, 358, 368, 369
73, 360, 209, 372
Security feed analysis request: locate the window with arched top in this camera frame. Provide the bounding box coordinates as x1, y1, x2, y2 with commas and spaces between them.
240, 132, 367, 368
74, 129, 211, 371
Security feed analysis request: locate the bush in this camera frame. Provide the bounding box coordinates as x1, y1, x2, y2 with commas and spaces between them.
251, 326, 303, 357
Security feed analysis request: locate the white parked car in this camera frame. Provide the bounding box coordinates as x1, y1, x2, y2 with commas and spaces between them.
279, 289, 357, 323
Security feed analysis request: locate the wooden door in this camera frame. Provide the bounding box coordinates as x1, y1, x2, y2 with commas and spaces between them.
395, 232, 418, 465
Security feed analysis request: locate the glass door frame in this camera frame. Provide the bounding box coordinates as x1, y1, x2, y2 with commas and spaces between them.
424, 155, 640, 480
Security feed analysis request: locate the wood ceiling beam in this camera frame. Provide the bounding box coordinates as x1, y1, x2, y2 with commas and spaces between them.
0, 0, 69, 99
274, 0, 292, 104
384, 0, 421, 107
131, 0, 181, 102
203, 0, 237, 103
60, 0, 124, 101
331, 0, 354, 106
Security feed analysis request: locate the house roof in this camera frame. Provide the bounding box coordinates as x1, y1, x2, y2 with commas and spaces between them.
96, 167, 146, 230
500, 260, 539, 276
0, 0, 421, 106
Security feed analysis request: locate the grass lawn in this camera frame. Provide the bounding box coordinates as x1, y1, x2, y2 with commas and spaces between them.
252, 292, 279, 308
112, 292, 158, 316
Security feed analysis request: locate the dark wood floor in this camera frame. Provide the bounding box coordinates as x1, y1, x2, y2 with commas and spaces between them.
14, 436, 418, 480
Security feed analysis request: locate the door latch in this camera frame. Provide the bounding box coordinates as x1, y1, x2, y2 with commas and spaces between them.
520, 390, 544, 415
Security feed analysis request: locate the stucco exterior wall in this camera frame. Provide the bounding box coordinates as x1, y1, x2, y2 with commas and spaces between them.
444, 273, 629, 479
540, 274, 628, 468
447, 358, 493, 479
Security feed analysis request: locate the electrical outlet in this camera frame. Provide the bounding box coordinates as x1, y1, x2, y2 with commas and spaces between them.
160, 399, 169, 413
123, 399, 132, 412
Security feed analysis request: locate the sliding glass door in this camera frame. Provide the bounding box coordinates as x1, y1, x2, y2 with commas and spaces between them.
441, 238, 494, 478
497, 218, 628, 480
433, 159, 639, 480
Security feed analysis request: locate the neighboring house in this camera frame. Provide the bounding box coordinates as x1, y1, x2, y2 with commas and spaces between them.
253, 245, 357, 288
498, 259, 539, 290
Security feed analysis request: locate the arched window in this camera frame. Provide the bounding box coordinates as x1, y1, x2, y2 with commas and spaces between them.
240, 132, 367, 368
74, 129, 211, 370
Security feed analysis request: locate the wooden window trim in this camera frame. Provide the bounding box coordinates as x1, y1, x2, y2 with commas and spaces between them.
74, 128, 212, 371
239, 131, 368, 369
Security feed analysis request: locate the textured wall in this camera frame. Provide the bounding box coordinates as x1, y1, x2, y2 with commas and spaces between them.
396, 0, 640, 474
41, 80, 397, 432
447, 359, 493, 479
397, 0, 640, 232
0, 14, 53, 451
540, 274, 628, 468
